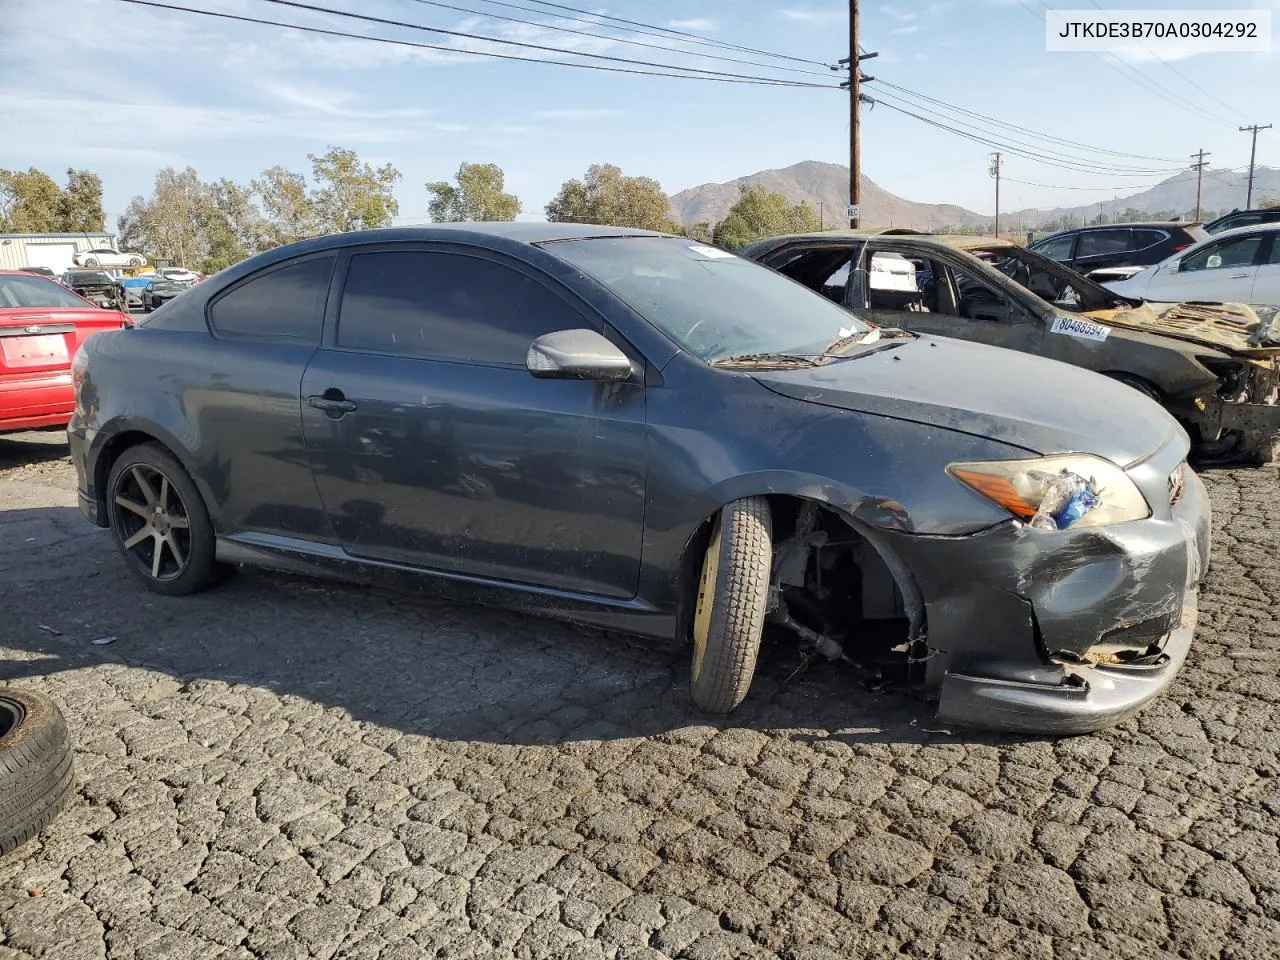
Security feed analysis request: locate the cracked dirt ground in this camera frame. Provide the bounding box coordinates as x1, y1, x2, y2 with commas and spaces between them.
1, 430, 1278, 960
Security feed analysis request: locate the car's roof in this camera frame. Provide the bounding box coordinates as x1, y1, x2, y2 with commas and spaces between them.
324, 223, 670, 246
1048, 221, 1198, 231
746, 230, 1018, 253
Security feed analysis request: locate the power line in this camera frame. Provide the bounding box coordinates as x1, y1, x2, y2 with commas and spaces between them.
864, 93, 1184, 177
252, 0, 838, 85
873, 80, 1181, 164
398, 0, 835, 77
512, 0, 831, 66
108, 0, 837, 86
464, 0, 830, 66
1082, 0, 1250, 123
1015, 0, 1237, 129
866, 90, 1182, 175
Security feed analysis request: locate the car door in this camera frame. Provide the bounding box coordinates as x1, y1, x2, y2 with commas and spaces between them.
895, 252, 1047, 353
300, 244, 647, 599
1252, 233, 1280, 306
1071, 228, 1134, 274
1143, 231, 1268, 303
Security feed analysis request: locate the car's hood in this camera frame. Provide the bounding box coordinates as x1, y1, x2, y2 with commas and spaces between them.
1083, 300, 1280, 356
753, 335, 1180, 465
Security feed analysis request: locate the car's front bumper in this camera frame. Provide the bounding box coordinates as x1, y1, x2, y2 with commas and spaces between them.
877, 454, 1210, 735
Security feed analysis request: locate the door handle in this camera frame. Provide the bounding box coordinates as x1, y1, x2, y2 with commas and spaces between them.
1229, 272, 1250, 279
308, 394, 357, 415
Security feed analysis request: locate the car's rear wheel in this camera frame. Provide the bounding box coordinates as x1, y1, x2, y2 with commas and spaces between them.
128, 257, 143, 267
689, 497, 773, 713
106, 444, 225, 596
0, 688, 74, 857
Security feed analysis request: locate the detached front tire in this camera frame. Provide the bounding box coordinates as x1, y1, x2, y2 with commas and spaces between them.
690, 497, 773, 713
0, 689, 74, 857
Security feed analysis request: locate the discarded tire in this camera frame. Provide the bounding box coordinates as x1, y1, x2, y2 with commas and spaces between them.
0, 688, 74, 857
690, 497, 773, 713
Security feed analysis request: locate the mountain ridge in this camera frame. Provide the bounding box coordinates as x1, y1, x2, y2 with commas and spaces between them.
669, 161, 1280, 231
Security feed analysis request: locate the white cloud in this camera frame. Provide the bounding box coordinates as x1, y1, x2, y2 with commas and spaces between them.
668, 18, 717, 31
879, 4, 917, 23
779, 7, 846, 26
893, 25, 922, 34
532, 108, 625, 121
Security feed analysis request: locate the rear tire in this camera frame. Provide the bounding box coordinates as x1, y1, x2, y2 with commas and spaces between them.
689, 497, 773, 713
106, 443, 226, 596
0, 688, 74, 857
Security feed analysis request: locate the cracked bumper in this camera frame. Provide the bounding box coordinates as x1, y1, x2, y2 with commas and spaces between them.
880, 455, 1211, 735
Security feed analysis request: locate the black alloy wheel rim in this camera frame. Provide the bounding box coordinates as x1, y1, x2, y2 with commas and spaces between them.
110, 463, 192, 582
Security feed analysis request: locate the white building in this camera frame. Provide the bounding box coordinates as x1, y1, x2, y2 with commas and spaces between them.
0, 232, 117, 274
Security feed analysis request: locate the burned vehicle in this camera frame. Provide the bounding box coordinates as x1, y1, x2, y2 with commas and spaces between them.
745, 231, 1280, 465
61, 270, 128, 312
69, 224, 1209, 734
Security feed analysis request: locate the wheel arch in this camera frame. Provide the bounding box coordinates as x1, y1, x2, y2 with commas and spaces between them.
90, 418, 210, 527
671, 484, 927, 654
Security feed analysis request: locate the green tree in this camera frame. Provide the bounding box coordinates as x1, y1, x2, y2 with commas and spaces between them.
0, 168, 64, 232
309, 146, 401, 234
427, 162, 521, 222
59, 168, 105, 232
712, 185, 821, 250
252, 165, 314, 248
199, 179, 268, 273
545, 163, 676, 231
115, 167, 206, 267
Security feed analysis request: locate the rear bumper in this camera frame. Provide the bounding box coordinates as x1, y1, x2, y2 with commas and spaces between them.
0, 373, 74, 434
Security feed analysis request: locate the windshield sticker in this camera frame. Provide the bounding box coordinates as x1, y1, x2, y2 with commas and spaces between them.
1051, 315, 1111, 342
687, 244, 736, 259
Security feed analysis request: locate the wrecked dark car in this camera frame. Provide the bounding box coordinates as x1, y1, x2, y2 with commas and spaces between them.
68, 224, 1210, 734
745, 231, 1280, 465
61, 270, 128, 312
141, 278, 187, 312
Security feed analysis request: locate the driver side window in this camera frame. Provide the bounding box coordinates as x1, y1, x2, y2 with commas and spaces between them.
1181, 235, 1264, 272
945, 262, 1016, 322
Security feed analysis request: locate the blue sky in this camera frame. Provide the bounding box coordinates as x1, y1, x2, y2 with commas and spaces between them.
2, 0, 1277, 228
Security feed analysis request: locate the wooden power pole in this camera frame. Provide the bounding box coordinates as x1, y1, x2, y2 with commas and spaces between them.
1190, 148, 1210, 221
989, 152, 1001, 236
838, 0, 876, 229
1240, 124, 1272, 209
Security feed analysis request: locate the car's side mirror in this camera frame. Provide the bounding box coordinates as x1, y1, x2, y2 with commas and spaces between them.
527, 329, 633, 381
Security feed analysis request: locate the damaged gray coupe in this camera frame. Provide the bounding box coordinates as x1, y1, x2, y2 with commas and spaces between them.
69, 225, 1210, 734
745, 231, 1280, 465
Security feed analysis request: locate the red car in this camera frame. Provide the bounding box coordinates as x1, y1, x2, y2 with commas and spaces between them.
1, 270, 130, 434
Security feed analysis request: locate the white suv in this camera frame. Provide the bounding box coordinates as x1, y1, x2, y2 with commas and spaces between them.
1104, 224, 1280, 308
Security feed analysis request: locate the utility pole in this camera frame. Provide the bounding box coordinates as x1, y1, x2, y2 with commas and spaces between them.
989, 152, 1001, 236
836, 1, 876, 229
1240, 124, 1272, 208
1189, 148, 1210, 220
819, 200, 824, 230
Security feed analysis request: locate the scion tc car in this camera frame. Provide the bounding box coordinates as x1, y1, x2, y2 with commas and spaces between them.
0, 271, 129, 434
68, 225, 1210, 734
745, 231, 1280, 465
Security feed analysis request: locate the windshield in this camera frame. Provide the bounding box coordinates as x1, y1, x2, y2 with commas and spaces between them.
0, 273, 97, 309
544, 236, 871, 362
66, 271, 114, 284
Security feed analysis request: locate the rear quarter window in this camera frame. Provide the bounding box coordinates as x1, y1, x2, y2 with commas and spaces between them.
209, 256, 334, 343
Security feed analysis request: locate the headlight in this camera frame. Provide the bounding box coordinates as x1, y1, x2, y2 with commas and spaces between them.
947, 454, 1150, 530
